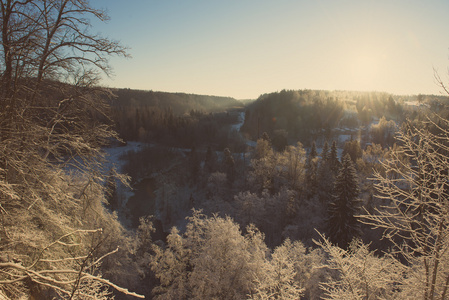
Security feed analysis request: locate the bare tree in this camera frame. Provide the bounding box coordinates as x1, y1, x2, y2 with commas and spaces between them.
361, 117, 449, 300
0, 0, 128, 208
0, 0, 142, 298
0, 229, 144, 299
315, 234, 404, 300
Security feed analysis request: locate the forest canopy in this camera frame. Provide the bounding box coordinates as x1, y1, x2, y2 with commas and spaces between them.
1, 0, 449, 299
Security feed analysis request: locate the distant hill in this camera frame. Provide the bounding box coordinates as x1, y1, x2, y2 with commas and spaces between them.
105, 87, 449, 147
240, 89, 449, 145
109, 88, 243, 115
108, 88, 246, 146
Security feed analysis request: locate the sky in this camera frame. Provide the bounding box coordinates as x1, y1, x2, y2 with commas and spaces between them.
92, 0, 449, 99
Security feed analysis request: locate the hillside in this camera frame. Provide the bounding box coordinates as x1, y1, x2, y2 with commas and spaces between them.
108, 89, 246, 148
241, 89, 449, 148
110, 89, 242, 114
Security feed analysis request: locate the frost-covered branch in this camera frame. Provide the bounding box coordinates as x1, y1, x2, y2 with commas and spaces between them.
360, 117, 449, 300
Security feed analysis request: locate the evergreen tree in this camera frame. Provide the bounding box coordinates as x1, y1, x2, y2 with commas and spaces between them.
272, 129, 288, 152
204, 146, 217, 173
329, 141, 340, 175
317, 141, 333, 199
189, 146, 201, 182
309, 141, 318, 159
223, 148, 236, 185
326, 154, 361, 248
305, 143, 319, 198
342, 139, 362, 163
320, 141, 330, 161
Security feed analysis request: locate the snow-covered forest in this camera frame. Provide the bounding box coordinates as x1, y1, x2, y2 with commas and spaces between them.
1, 1, 449, 299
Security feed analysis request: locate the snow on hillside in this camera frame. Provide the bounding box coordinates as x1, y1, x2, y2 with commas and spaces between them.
103, 141, 146, 172
230, 111, 245, 132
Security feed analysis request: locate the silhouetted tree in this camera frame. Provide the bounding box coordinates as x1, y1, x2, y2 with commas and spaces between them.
329, 141, 341, 175
361, 117, 449, 299
320, 141, 330, 161
189, 146, 201, 182
309, 141, 318, 159
305, 144, 319, 198
317, 141, 334, 200
223, 148, 236, 185
342, 139, 362, 163
204, 146, 218, 173
272, 129, 288, 152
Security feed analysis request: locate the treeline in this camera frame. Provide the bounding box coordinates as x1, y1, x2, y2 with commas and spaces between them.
241, 90, 344, 143
111, 89, 241, 114
240, 89, 445, 146
109, 89, 246, 150
108, 87, 449, 150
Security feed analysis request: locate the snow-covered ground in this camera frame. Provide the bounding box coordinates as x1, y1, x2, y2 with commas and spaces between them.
230, 111, 245, 132
103, 141, 147, 172
246, 140, 257, 148
228, 110, 257, 148
102, 142, 150, 216
337, 134, 353, 144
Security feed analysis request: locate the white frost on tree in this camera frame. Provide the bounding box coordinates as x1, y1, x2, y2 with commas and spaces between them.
316, 234, 404, 300
150, 210, 267, 300
361, 118, 449, 300
251, 239, 305, 300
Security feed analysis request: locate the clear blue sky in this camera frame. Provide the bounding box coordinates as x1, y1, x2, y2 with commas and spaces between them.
92, 0, 449, 99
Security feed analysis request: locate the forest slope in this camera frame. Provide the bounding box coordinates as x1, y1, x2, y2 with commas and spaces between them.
241, 89, 449, 148
109, 89, 246, 149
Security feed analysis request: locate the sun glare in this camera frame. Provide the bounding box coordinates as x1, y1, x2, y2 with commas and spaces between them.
349, 53, 381, 91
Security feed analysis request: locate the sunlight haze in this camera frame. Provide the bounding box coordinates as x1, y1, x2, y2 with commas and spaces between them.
94, 0, 449, 99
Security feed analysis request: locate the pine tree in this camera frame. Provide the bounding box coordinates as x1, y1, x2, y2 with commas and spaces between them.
223, 148, 236, 185
309, 141, 318, 159
342, 139, 362, 163
326, 154, 361, 248
189, 146, 201, 182
317, 141, 333, 198
329, 140, 340, 175
305, 142, 319, 197
320, 141, 330, 161
204, 146, 217, 173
